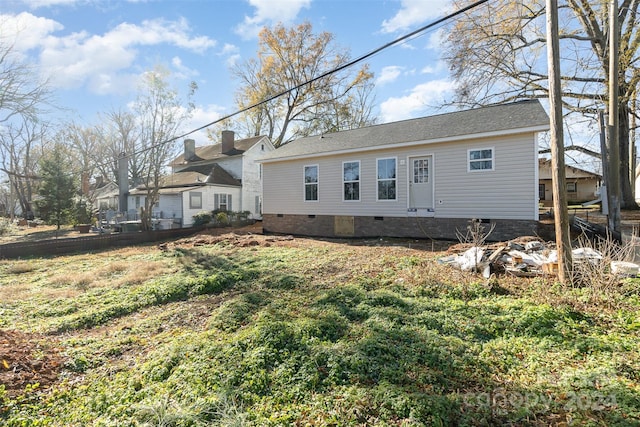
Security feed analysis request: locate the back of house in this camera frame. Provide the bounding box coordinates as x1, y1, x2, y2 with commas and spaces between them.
259, 100, 550, 241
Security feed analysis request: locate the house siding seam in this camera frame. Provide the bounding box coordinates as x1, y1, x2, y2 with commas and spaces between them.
262, 214, 550, 242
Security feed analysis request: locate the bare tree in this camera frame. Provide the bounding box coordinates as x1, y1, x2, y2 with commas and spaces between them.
0, 39, 52, 218
92, 109, 141, 189
132, 66, 196, 230
443, 0, 639, 207
0, 118, 47, 218
218, 22, 376, 147
0, 40, 51, 126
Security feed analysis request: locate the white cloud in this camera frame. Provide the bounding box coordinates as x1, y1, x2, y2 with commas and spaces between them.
0, 12, 62, 51
381, 0, 451, 34
171, 56, 199, 80
30, 17, 216, 92
106, 18, 216, 54
225, 54, 241, 68
379, 78, 455, 122
426, 27, 445, 50
182, 104, 228, 143
376, 66, 404, 86
234, 0, 311, 39
220, 43, 240, 67
88, 72, 139, 96
421, 60, 446, 75
20, 0, 80, 8
221, 43, 239, 56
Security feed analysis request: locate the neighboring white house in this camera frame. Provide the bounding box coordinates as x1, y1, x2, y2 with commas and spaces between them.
128, 131, 274, 227
92, 181, 120, 211
258, 100, 550, 241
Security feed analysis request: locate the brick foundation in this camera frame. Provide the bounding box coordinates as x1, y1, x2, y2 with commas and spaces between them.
263, 214, 553, 242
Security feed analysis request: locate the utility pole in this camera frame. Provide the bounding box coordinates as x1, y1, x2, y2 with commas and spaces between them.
608, 0, 622, 234
546, 0, 572, 283
599, 111, 611, 217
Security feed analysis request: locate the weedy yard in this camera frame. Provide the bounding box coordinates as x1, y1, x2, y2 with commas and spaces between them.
0, 231, 639, 426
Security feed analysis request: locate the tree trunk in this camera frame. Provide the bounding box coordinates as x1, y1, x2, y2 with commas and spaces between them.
619, 99, 637, 208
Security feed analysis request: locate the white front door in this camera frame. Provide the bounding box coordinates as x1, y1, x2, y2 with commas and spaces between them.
409, 156, 433, 210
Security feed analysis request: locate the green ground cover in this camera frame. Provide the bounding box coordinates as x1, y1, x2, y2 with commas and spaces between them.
0, 236, 638, 426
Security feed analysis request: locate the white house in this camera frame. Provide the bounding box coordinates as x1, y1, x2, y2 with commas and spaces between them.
258, 100, 550, 241
128, 131, 274, 227
92, 181, 120, 211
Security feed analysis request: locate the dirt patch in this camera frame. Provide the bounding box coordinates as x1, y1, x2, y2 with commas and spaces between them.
159, 222, 296, 250
0, 330, 65, 398
160, 231, 294, 250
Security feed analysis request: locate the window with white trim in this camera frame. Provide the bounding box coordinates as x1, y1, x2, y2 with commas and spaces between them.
343, 161, 360, 201
189, 192, 202, 209
567, 182, 577, 193
468, 148, 494, 171
304, 165, 318, 201
214, 193, 232, 211
377, 158, 396, 200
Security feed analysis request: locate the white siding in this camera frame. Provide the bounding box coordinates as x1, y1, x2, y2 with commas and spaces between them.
241, 138, 274, 218
156, 194, 182, 220
216, 157, 242, 180
182, 186, 241, 227
263, 133, 538, 220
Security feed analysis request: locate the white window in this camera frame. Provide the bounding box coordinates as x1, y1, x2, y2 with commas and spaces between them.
189, 192, 202, 209
304, 165, 319, 201
377, 158, 397, 201
343, 161, 360, 201
567, 182, 577, 193
214, 193, 232, 211
468, 148, 494, 171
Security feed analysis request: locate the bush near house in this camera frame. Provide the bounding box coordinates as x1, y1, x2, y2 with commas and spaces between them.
192, 211, 213, 227
192, 210, 254, 228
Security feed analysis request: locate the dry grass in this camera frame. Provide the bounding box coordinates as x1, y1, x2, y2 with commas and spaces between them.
45, 260, 172, 291
4, 261, 37, 275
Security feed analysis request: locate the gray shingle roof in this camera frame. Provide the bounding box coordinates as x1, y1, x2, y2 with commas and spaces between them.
170, 135, 266, 167
132, 165, 241, 193
260, 100, 549, 161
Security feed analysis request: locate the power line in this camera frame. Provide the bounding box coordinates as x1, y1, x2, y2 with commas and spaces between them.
12, 0, 491, 181
124, 0, 491, 161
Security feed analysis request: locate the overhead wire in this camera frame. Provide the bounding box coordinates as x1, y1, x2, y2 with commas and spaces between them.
122, 0, 491, 162
13, 0, 491, 181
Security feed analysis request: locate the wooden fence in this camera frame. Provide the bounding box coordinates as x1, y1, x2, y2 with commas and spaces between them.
0, 227, 204, 259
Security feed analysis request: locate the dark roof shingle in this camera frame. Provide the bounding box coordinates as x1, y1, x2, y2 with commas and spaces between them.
170, 135, 266, 167
261, 100, 549, 161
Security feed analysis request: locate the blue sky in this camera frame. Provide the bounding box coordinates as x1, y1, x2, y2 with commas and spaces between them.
1, 0, 456, 143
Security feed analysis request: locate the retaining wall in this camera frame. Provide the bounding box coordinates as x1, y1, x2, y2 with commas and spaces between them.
0, 227, 203, 259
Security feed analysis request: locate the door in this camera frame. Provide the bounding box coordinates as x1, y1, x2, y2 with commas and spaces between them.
409, 156, 433, 209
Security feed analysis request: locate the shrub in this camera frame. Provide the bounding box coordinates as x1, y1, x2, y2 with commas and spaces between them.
192, 211, 213, 227
215, 211, 229, 226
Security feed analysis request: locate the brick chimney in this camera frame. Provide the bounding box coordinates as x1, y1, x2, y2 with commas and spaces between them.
221, 130, 235, 154
184, 138, 196, 161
